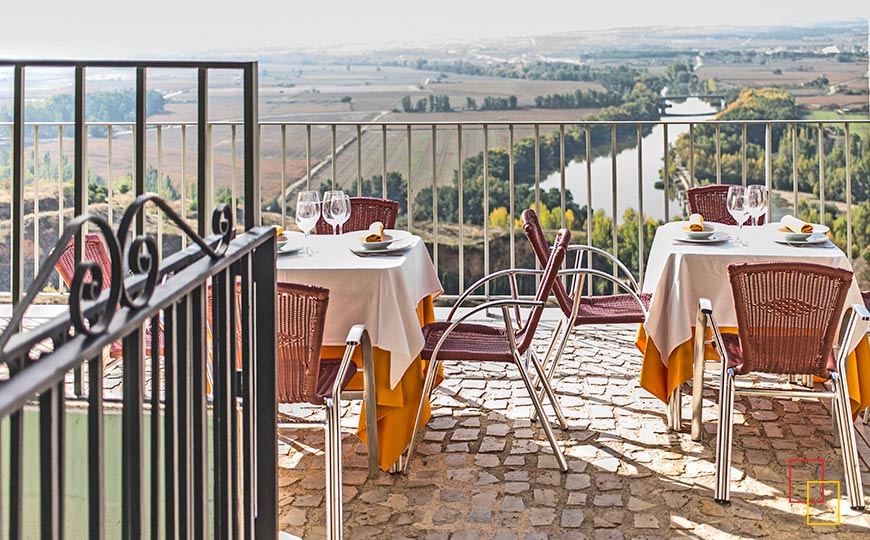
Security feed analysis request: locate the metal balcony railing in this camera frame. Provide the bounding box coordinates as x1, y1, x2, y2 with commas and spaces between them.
2, 114, 869, 301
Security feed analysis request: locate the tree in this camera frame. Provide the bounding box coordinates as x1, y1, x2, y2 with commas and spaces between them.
466, 97, 477, 110
489, 207, 510, 228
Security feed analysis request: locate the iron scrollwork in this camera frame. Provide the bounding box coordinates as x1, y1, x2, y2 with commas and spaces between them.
0, 195, 234, 360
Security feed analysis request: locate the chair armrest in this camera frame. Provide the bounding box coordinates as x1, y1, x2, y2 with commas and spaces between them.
833, 304, 870, 376
447, 268, 544, 321
333, 324, 373, 401
699, 298, 713, 315
562, 244, 640, 292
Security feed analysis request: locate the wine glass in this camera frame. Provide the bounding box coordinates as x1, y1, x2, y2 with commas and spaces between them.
295, 191, 321, 251
746, 185, 767, 227
335, 192, 351, 234
726, 185, 749, 244
322, 190, 342, 235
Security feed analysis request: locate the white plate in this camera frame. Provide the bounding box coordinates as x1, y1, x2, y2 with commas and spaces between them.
777, 224, 830, 241
675, 232, 732, 244
359, 233, 395, 250
349, 237, 416, 255
773, 234, 829, 246
279, 240, 305, 255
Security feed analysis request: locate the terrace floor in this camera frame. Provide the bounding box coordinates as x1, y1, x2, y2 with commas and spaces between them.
278, 323, 870, 540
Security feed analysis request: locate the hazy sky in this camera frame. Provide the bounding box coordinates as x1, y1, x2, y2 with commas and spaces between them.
2, 0, 868, 58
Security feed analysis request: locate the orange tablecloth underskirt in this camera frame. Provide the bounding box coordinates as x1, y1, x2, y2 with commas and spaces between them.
636, 325, 870, 418
321, 296, 443, 471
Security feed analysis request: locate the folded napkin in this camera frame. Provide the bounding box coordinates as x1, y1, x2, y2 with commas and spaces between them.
274, 225, 284, 237
365, 221, 385, 242
688, 213, 705, 231
781, 215, 813, 234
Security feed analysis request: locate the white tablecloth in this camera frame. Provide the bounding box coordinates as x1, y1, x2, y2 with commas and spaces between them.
276, 231, 443, 389
642, 221, 867, 365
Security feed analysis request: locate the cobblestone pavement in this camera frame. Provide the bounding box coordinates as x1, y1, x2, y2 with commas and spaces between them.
277, 324, 870, 539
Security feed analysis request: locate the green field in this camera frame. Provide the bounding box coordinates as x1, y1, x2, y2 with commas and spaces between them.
802, 110, 870, 143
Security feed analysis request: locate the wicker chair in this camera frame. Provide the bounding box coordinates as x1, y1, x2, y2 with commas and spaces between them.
54, 233, 162, 358
686, 184, 766, 225
275, 282, 378, 540
521, 209, 651, 395
698, 262, 866, 509
403, 229, 573, 474
314, 196, 399, 235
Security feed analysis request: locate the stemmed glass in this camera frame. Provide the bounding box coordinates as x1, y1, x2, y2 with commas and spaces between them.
726, 185, 749, 245
322, 190, 351, 235
295, 191, 321, 252
746, 185, 767, 227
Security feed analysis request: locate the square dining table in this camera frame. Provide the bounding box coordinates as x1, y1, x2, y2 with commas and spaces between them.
636, 221, 870, 427
276, 230, 443, 471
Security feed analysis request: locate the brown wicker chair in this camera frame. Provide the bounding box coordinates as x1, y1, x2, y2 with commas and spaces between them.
275, 282, 378, 540
698, 262, 866, 509
521, 209, 651, 392
314, 196, 399, 235
403, 229, 573, 474
686, 184, 766, 225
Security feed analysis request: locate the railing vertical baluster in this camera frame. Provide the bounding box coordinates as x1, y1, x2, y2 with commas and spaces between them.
243, 62, 260, 228
57, 125, 65, 292
663, 123, 669, 221
253, 237, 278, 540
88, 353, 105, 540
176, 296, 192, 538
382, 125, 388, 198
689, 123, 695, 187
559, 124, 566, 228
586, 124, 593, 295
108, 125, 114, 226
845, 122, 852, 260
818, 122, 826, 226
12, 64, 25, 306
150, 315, 161, 540
610, 124, 618, 294
239, 257, 256, 540
135, 67, 146, 236
534, 124, 540, 219
181, 124, 187, 244
457, 125, 464, 294
407, 124, 413, 233
157, 125, 164, 256
483, 124, 489, 297
357, 124, 363, 196
165, 304, 179, 540
764, 123, 772, 217
306, 124, 312, 191
191, 285, 209, 538
213, 269, 234, 540
281, 125, 287, 228
741, 123, 747, 187
232, 124, 238, 227
9, 408, 24, 540
39, 382, 64, 540
637, 125, 644, 289
792, 123, 798, 214
715, 124, 721, 185
122, 328, 145, 540
34, 126, 40, 279
331, 124, 337, 189
432, 125, 438, 273
197, 67, 209, 237
74, 66, 86, 397
508, 124, 515, 271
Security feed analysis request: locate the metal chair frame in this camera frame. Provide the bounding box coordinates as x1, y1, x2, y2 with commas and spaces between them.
698, 297, 867, 509
277, 324, 376, 540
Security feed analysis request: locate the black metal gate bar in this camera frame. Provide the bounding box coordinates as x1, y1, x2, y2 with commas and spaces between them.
164, 304, 180, 539
88, 353, 105, 540
190, 283, 210, 538
122, 328, 145, 540
149, 313, 161, 540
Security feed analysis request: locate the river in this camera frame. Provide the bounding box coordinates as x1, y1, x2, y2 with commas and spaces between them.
541, 97, 718, 223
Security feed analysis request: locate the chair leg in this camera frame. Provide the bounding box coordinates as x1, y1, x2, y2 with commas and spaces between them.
360, 347, 379, 478
668, 385, 683, 431
714, 368, 735, 503
531, 320, 572, 423
402, 358, 441, 475
691, 310, 708, 441
529, 350, 568, 430
831, 372, 866, 510
515, 353, 569, 472
325, 399, 344, 540
534, 318, 564, 389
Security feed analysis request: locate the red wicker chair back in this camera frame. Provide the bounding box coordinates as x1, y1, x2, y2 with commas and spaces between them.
315, 196, 399, 234
686, 185, 767, 226
522, 210, 574, 316
728, 262, 851, 378
276, 282, 331, 405
514, 228, 570, 354
55, 233, 113, 289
